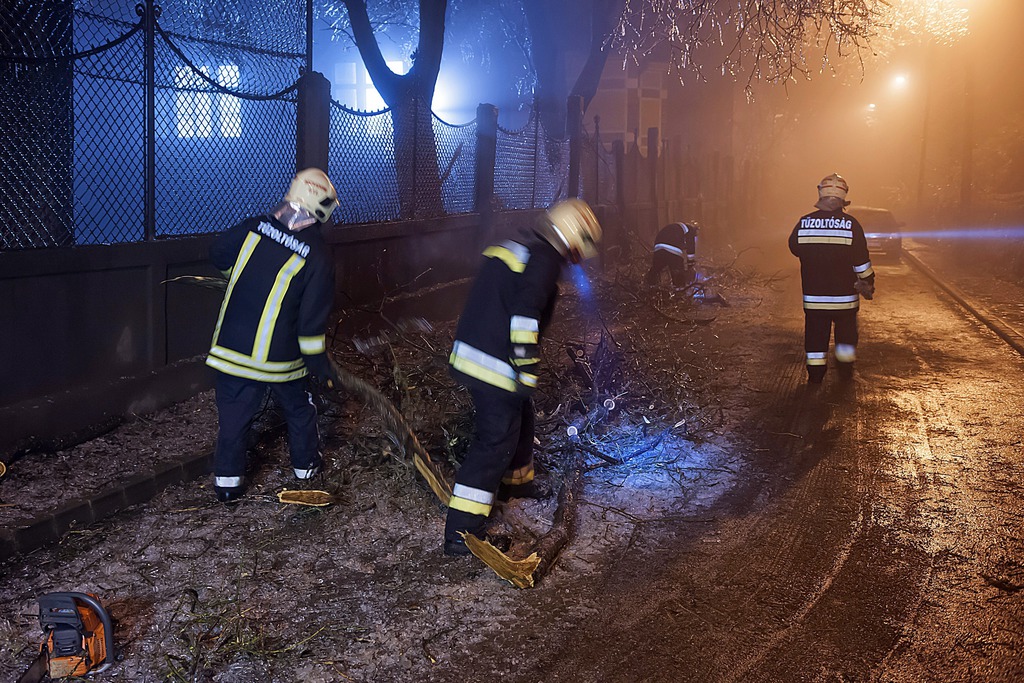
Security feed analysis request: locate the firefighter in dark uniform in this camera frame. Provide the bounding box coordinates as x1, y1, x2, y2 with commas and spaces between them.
206, 168, 341, 502
788, 173, 875, 383
444, 199, 602, 556
646, 221, 699, 288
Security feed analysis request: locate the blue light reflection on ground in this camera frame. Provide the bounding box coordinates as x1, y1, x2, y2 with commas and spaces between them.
568, 265, 600, 320
865, 226, 1024, 240
584, 426, 726, 514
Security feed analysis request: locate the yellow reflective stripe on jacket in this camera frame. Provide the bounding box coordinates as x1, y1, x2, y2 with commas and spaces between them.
512, 356, 540, 367
211, 232, 259, 346
797, 236, 854, 245
854, 261, 875, 278
253, 253, 305, 361
209, 344, 305, 372
298, 334, 326, 355
803, 294, 859, 310
519, 372, 538, 388
450, 341, 519, 392
483, 245, 527, 273
510, 315, 539, 344
654, 243, 685, 257
206, 353, 309, 382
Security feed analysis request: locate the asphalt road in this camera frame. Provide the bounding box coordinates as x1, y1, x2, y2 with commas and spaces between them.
523, 256, 1024, 682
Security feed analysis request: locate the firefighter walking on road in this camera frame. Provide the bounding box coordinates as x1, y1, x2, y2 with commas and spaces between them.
788, 173, 875, 383
646, 220, 699, 288
444, 199, 602, 556
206, 168, 342, 502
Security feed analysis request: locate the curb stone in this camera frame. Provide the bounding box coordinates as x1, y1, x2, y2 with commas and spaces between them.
903, 247, 1024, 358
0, 449, 213, 565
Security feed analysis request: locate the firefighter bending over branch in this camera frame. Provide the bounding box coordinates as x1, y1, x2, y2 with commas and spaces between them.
444, 199, 602, 557
206, 168, 342, 503
788, 173, 875, 384
645, 220, 699, 288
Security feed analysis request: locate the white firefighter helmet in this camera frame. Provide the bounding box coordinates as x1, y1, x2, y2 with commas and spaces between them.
285, 168, 339, 223
817, 173, 850, 203
544, 198, 602, 263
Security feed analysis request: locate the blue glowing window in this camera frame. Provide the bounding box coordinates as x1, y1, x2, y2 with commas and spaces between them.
333, 60, 405, 112
174, 64, 241, 139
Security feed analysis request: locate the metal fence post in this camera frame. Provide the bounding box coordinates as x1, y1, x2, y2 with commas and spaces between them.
593, 115, 601, 204
567, 95, 583, 199
531, 98, 539, 208
474, 103, 498, 215
296, 71, 331, 173
647, 126, 659, 212
305, 0, 313, 74
612, 138, 625, 252
143, 0, 159, 241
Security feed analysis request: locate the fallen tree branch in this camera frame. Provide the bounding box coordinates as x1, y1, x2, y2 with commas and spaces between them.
464, 444, 587, 588
326, 357, 453, 506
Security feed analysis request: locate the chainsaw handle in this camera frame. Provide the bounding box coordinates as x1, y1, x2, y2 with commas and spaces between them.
49, 592, 116, 673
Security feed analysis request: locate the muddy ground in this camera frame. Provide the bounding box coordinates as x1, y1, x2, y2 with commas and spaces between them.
5, 225, 1023, 682
0, 238, 761, 681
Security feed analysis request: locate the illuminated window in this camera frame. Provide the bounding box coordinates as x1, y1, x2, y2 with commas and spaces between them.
333, 60, 405, 111
174, 64, 241, 139
175, 66, 212, 138
217, 65, 241, 138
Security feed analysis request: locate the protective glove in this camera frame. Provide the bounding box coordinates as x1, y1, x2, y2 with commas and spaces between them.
307, 354, 343, 393
854, 278, 875, 300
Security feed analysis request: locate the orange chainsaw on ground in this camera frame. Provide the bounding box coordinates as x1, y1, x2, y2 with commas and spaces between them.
16, 592, 115, 683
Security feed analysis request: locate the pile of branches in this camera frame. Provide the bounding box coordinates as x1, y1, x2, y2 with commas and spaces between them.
317, 252, 748, 585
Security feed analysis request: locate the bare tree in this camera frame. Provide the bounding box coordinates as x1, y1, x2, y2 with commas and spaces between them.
522, 0, 625, 138
335, 0, 447, 218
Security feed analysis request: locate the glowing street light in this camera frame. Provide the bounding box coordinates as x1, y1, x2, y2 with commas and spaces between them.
891, 74, 909, 90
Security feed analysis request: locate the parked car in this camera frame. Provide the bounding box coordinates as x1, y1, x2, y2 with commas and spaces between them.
848, 205, 905, 262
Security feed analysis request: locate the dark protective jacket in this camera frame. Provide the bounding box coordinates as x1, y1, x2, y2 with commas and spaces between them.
653, 222, 698, 263
207, 215, 335, 382
449, 237, 563, 395
788, 209, 874, 311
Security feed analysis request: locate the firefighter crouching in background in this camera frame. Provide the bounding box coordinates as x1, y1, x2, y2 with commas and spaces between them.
645, 221, 699, 288
444, 199, 603, 557
788, 173, 875, 384
206, 168, 342, 503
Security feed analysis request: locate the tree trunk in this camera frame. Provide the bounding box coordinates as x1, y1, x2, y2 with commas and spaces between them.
343, 0, 446, 218
391, 95, 444, 219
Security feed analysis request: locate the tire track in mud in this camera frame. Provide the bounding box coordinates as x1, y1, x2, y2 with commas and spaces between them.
520, 256, 1024, 682
530, 263, 947, 681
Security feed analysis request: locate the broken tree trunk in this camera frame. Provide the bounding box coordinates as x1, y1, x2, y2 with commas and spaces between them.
464, 444, 586, 588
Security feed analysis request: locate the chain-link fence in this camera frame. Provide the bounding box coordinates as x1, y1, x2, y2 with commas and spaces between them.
153, 0, 305, 238
1, 0, 303, 250
580, 126, 617, 207
327, 101, 477, 224
495, 110, 570, 211
433, 112, 476, 215
2, 1, 584, 251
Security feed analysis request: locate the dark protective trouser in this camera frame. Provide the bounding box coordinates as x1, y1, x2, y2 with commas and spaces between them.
646, 250, 693, 288
213, 372, 321, 485
445, 387, 535, 540
804, 309, 859, 382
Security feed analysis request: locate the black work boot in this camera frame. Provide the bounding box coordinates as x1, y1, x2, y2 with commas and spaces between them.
837, 361, 855, 380
807, 366, 826, 384
498, 479, 552, 502
215, 485, 245, 503
444, 509, 485, 557
443, 534, 474, 557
